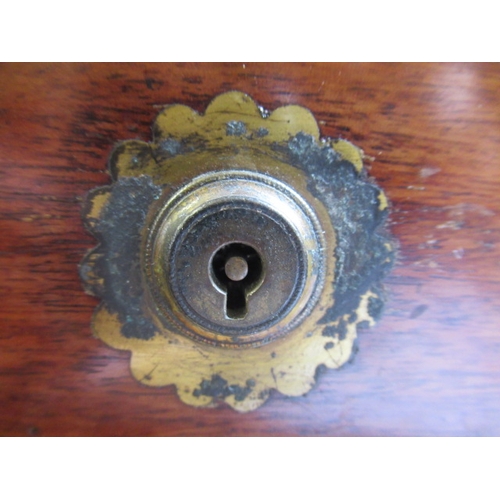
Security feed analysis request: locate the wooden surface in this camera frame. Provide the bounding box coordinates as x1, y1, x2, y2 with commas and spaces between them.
1, 63, 499, 436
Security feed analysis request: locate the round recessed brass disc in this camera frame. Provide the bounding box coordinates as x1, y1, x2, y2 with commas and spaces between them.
144, 170, 327, 348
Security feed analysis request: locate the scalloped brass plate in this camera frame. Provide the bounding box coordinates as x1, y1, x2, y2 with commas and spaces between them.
80, 92, 395, 412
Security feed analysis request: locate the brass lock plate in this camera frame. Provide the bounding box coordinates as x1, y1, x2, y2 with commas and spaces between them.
145, 169, 326, 348
80, 92, 395, 412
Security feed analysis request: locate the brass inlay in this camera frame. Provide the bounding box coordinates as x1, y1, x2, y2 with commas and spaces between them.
80, 92, 395, 412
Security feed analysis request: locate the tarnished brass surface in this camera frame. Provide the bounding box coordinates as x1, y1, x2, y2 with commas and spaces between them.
145, 169, 327, 347
80, 92, 394, 412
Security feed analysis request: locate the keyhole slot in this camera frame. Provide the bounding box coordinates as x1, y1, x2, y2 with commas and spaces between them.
211, 243, 263, 320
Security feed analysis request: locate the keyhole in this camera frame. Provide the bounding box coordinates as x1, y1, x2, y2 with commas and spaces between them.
211, 243, 263, 320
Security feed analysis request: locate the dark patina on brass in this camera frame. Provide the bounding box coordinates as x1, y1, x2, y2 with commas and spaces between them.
144, 170, 326, 348
80, 92, 395, 411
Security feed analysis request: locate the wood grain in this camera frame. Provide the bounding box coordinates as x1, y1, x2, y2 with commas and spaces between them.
1, 63, 499, 436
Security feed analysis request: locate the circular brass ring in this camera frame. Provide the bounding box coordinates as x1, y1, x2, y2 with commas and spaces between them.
143, 169, 327, 348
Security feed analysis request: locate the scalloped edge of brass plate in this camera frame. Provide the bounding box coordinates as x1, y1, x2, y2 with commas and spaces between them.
80, 91, 395, 412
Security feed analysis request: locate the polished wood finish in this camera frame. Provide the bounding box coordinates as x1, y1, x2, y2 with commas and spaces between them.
1, 63, 499, 436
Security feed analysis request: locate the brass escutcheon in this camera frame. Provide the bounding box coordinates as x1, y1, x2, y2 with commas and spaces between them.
80, 92, 395, 412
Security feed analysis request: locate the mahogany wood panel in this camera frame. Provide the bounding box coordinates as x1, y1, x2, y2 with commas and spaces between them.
1, 63, 499, 436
